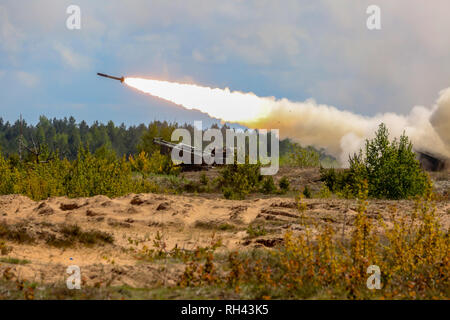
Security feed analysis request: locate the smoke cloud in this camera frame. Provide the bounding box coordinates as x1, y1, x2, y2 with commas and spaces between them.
430, 88, 450, 148
124, 77, 450, 165
247, 88, 450, 164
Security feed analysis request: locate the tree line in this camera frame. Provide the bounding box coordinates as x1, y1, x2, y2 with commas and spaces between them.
0, 116, 183, 160
0, 116, 335, 165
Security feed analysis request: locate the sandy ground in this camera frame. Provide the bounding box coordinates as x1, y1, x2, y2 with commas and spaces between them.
0, 186, 448, 288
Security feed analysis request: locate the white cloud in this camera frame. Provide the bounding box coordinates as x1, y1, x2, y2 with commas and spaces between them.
1, 0, 450, 119
14, 71, 39, 87
315, 0, 450, 113
218, 24, 306, 65
0, 5, 24, 55
53, 43, 92, 70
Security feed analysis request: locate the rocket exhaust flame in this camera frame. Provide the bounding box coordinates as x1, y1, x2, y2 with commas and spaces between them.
124, 77, 272, 123
122, 76, 450, 165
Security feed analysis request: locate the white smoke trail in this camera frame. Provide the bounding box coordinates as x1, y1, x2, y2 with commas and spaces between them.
124, 77, 450, 164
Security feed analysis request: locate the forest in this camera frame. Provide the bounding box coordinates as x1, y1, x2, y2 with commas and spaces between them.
0, 116, 336, 164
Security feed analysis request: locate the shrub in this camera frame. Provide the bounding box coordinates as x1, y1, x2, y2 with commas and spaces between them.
64, 146, 135, 198
320, 167, 355, 194
359, 124, 429, 199
302, 185, 312, 199
0, 240, 13, 255
222, 188, 235, 200
0, 152, 15, 195
278, 177, 290, 193
13, 155, 70, 200
261, 176, 277, 194
129, 151, 180, 177
181, 179, 203, 193
0, 145, 161, 200
318, 184, 332, 198
199, 173, 209, 186
0, 222, 35, 244
46, 224, 114, 248
178, 185, 449, 299
246, 225, 268, 238
286, 144, 320, 168
220, 159, 262, 200
0, 257, 31, 265
321, 124, 430, 199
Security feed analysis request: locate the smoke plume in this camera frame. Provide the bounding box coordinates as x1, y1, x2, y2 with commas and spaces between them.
124, 77, 450, 165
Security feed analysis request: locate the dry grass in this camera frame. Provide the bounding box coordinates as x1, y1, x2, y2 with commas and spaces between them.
0, 222, 35, 244
46, 224, 114, 248
175, 185, 449, 299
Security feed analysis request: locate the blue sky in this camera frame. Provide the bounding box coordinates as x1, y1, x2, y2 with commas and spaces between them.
1, 0, 450, 126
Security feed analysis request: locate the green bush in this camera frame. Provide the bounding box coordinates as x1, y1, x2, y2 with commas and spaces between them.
318, 184, 332, 198
246, 225, 268, 238
129, 151, 180, 177
0, 145, 160, 200
320, 124, 430, 199
0, 152, 15, 195
284, 144, 320, 168
358, 124, 429, 199
199, 173, 208, 186
64, 146, 135, 198
302, 185, 312, 199
319, 167, 359, 198
220, 159, 262, 200
261, 176, 277, 194
279, 176, 290, 193
13, 158, 69, 200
